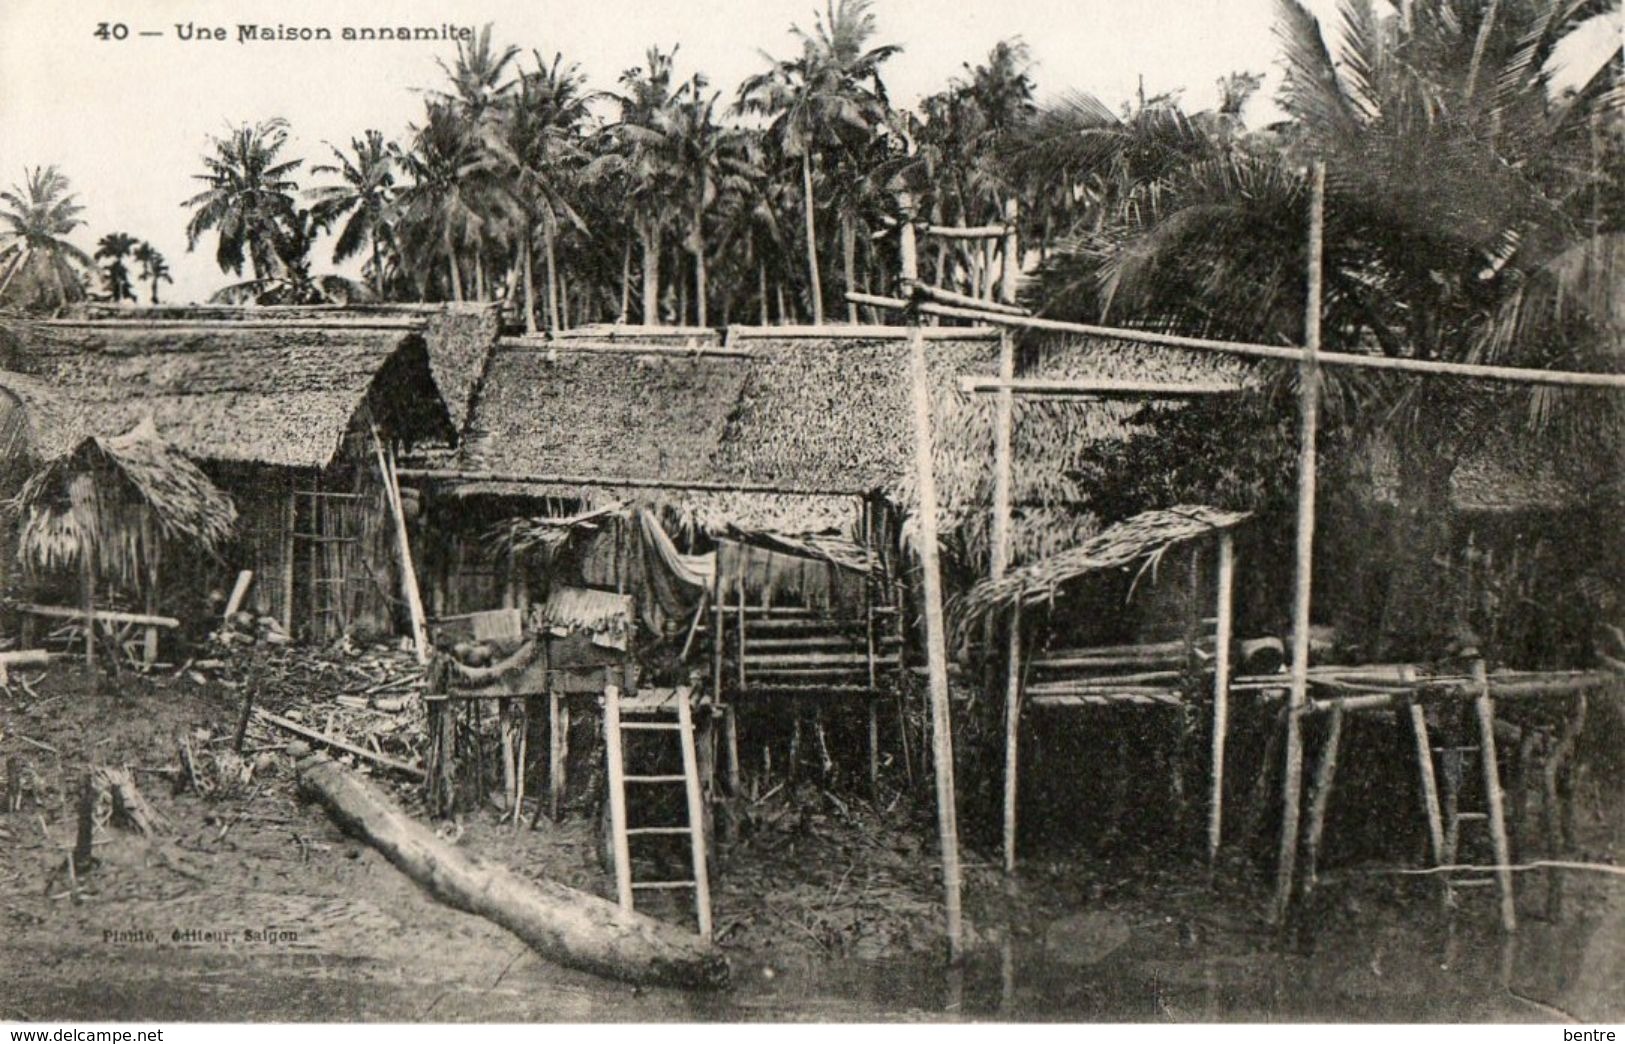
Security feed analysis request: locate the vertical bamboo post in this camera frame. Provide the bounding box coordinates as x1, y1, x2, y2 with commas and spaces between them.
548, 689, 565, 821
1302, 703, 1345, 896
1000, 198, 1020, 305
711, 557, 724, 698
602, 684, 634, 911
735, 564, 747, 695
371, 426, 429, 665
992, 327, 1023, 875
1409, 702, 1446, 863
81, 550, 95, 674
864, 499, 880, 797
908, 320, 964, 963
1272, 158, 1326, 925
1208, 531, 1235, 866
1473, 659, 1518, 931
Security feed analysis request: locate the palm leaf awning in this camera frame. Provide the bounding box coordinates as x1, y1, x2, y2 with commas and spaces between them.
9, 418, 237, 584
951, 505, 1249, 639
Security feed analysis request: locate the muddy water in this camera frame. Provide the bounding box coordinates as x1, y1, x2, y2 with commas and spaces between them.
8, 890, 1618, 1022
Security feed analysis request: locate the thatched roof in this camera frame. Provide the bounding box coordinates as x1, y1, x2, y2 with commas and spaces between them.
951, 505, 1250, 637
66, 302, 502, 432
0, 317, 455, 469
461, 342, 750, 485
9, 418, 237, 584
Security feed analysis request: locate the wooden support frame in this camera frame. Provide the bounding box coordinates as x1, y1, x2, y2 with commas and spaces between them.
1208, 531, 1236, 866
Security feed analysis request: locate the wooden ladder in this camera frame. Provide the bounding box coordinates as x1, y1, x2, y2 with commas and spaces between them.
602, 684, 713, 939
1407, 661, 1517, 930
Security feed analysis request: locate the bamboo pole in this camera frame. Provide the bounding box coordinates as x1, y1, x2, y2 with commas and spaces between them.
846, 290, 1625, 392
1409, 703, 1447, 864
1302, 704, 1345, 896
603, 685, 634, 912
908, 322, 965, 962
992, 328, 1023, 875
370, 427, 430, 665
1474, 659, 1518, 931
1001, 198, 1020, 305
81, 550, 95, 673
1208, 532, 1235, 866
1273, 159, 1326, 925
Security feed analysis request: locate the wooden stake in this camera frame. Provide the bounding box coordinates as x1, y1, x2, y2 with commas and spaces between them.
1474, 660, 1518, 931
1273, 158, 1325, 925
1208, 532, 1235, 866
72, 773, 96, 875
908, 322, 964, 962
1410, 703, 1446, 864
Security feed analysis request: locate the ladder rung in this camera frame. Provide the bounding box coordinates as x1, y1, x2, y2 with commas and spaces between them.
1449, 878, 1497, 888
631, 880, 696, 890
623, 774, 687, 783
1432, 746, 1480, 753
1454, 812, 1488, 821
619, 721, 683, 731
626, 826, 693, 836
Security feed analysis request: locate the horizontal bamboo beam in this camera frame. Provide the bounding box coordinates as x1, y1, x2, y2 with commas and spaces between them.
728, 322, 999, 340
921, 224, 1013, 239
910, 302, 1625, 391
397, 468, 867, 497
36, 318, 423, 331
18, 604, 179, 628
903, 281, 1031, 317
499, 338, 753, 359
959, 377, 1240, 398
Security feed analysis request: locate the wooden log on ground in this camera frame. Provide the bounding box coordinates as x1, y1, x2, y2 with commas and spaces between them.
256, 710, 424, 781
20, 604, 180, 629
296, 755, 729, 990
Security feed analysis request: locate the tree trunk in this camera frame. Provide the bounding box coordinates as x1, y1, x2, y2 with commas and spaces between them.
474, 251, 487, 302
543, 220, 561, 337
639, 221, 660, 325
444, 229, 464, 303
371, 237, 384, 300
800, 151, 823, 326
842, 215, 857, 324
618, 240, 632, 323
521, 224, 538, 334
297, 756, 729, 990
693, 196, 709, 328
758, 256, 769, 326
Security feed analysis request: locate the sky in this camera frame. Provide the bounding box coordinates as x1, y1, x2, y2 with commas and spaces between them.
0, 0, 1615, 304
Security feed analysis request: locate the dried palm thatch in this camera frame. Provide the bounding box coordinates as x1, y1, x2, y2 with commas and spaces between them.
950, 505, 1248, 640
8, 418, 237, 587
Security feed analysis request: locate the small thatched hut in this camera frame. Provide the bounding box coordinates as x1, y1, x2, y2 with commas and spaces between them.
0, 310, 461, 640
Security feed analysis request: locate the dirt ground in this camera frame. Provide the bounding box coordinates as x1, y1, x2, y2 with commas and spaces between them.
2, 663, 1621, 1022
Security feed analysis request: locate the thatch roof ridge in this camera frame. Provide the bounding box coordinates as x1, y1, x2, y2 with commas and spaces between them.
0, 317, 454, 469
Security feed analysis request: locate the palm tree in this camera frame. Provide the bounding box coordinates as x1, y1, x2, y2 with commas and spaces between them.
0, 166, 92, 310
433, 23, 521, 123
1032, 0, 1623, 656
182, 118, 303, 280
308, 130, 397, 297
604, 46, 685, 324
739, 0, 901, 324
95, 231, 140, 302
132, 242, 174, 304
391, 101, 507, 302
487, 51, 593, 333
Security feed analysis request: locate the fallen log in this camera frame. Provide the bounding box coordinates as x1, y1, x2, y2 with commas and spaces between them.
296, 755, 729, 991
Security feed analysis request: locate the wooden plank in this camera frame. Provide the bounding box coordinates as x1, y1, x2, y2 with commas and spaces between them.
222, 570, 254, 619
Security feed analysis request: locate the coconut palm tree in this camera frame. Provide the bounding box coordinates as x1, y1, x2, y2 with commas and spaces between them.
433, 23, 521, 123
182, 118, 303, 281
738, 0, 901, 324
0, 166, 92, 311
132, 242, 173, 304
1030, 0, 1623, 655
308, 130, 397, 297
391, 101, 507, 302
487, 51, 593, 333
95, 231, 139, 303
602, 46, 686, 324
